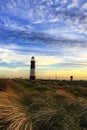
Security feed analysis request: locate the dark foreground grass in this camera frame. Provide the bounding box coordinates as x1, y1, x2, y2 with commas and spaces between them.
0, 79, 87, 130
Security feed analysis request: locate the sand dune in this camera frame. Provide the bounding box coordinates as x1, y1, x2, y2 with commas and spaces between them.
0, 79, 87, 130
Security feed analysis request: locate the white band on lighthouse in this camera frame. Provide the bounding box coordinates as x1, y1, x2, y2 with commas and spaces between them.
30, 69, 35, 76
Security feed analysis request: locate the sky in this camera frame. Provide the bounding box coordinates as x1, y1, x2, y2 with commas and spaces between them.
0, 0, 87, 79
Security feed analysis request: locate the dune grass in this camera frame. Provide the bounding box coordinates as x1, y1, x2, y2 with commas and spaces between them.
0, 79, 87, 130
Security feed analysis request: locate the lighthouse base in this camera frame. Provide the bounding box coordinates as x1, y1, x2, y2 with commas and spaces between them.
30, 76, 36, 80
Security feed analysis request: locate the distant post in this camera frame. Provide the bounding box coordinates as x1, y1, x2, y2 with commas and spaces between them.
70, 76, 73, 81
30, 56, 36, 80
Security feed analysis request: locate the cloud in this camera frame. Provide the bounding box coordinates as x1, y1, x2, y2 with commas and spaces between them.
67, 0, 78, 8
0, 26, 87, 48
0, 40, 87, 69
82, 2, 87, 9
0, 0, 87, 36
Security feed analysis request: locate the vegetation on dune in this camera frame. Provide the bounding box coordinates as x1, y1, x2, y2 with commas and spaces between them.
0, 79, 87, 130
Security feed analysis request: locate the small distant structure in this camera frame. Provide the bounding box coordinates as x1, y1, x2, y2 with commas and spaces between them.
30, 56, 36, 80
70, 76, 73, 81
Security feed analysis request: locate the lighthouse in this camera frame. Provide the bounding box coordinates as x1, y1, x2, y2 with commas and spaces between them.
30, 56, 36, 80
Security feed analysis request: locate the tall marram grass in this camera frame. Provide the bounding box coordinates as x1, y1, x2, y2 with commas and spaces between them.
0, 79, 87, 130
